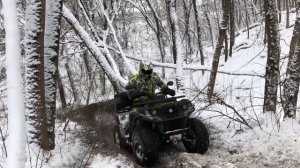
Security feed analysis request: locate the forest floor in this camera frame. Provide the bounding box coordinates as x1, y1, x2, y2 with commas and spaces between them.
52, 11, 300, 167
61, 100, 300, 168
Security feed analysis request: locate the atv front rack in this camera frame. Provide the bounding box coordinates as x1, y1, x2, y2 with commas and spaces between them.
133, 95, 185, 106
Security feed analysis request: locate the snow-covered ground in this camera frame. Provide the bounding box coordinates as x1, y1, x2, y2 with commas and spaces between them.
87, 11, 300, 168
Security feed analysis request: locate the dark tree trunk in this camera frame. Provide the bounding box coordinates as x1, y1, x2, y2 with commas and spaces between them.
224, 31, 229, 62
83, 50, 92, 81
244, 0, 250, 39
192, 0, 205, 65
204, 4, 215, 47
166, 0, 178, 64
287, 0, 290, 28
283, 1, 300, 119
100, 69, 106, 95
145, 0, 166, 78
278, 0, 282, 22
44, 0, 63, 150
207, 0, 230, 101
229, 0, 235, 57
263, 0, 281, 113
65, 62, 78, 103
57, 69, 67, 109
183, 0, 193, 62
25, 0, 49, 150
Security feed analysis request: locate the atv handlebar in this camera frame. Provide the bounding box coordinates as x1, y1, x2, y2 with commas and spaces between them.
133, 95, 186, 106
125, 81, 176, 97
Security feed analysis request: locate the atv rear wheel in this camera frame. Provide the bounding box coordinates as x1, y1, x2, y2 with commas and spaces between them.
114, 125, 127, 149
183, 118, 209, 154
132, 127, 158, 166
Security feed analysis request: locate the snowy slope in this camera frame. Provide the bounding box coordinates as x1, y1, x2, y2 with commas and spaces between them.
91, 11, 300, 168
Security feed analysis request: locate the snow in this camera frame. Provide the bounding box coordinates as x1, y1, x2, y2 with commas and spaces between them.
98, 0, 137, 75
90, 154, 133, 168
62, 5, 127, 90
85, 10, 300, 167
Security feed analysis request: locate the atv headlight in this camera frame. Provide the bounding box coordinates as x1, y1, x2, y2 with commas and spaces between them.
182, 104, 188, 110
152, 110, 157, 115
145, 110, 150, 116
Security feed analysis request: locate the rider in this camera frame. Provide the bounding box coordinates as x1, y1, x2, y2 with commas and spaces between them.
126, 60, 166, 95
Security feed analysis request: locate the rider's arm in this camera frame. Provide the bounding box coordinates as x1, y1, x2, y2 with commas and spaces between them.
153, 72, 165, 89
125, 75, 138, 91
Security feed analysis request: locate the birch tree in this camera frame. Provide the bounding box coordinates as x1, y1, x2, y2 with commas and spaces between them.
263, 0, 280, 113
3, 0, 26, 166
62, 6, 126, 93
166, 0, 184, 90
283, 0, 300, 118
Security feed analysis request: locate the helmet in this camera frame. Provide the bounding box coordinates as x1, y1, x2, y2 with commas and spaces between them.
139, 60, 153, 78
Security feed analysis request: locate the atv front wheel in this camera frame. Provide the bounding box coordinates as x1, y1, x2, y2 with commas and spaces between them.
183, 118, 209, 154
132, 127, 158, 166
114, 125, 127, 149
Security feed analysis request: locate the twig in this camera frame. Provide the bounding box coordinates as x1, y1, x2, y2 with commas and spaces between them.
215, 96, 253, 129
0, 126, 7, 157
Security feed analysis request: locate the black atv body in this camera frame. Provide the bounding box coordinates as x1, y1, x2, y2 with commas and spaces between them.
113, 85, 209, 166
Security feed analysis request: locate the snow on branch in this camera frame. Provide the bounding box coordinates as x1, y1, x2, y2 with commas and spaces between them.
62, 4, 263, 80
126, 55, 264, 78
62, 5, 127, 91
97, 0, 137, 75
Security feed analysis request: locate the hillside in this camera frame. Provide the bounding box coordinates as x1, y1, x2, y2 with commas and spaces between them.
20, 11, 300, 168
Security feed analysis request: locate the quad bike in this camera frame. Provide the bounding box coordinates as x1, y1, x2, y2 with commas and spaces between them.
113, 82, 209, 166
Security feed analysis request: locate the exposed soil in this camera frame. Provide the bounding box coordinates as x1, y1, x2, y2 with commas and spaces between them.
60, 100, 142, 167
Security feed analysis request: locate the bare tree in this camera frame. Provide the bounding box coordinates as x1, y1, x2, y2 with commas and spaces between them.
229, 0, 235, 57
183, 0, 193, 62
282, 0, 300, 118
62, 5, 126, 93
25, 0, 49, 149
204, 1, 215, 48
263, 0, 280, 113
207, 0, 230, 101
44, 0, 63, 150
287, 0, 290, 28
244, 0, 250, 39
166, 0, 184, 90
3, 0, 26, 166
278, 0, 282, 22
145, 0, 167, 78
192, 0, 205, 65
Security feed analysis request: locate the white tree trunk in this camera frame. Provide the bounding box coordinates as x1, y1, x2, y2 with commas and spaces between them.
166, 0, 185, 91
3, 0, 26, 167
98, 0, 137, 75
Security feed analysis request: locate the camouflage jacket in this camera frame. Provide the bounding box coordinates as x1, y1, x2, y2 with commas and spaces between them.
126, 72, 165, 94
